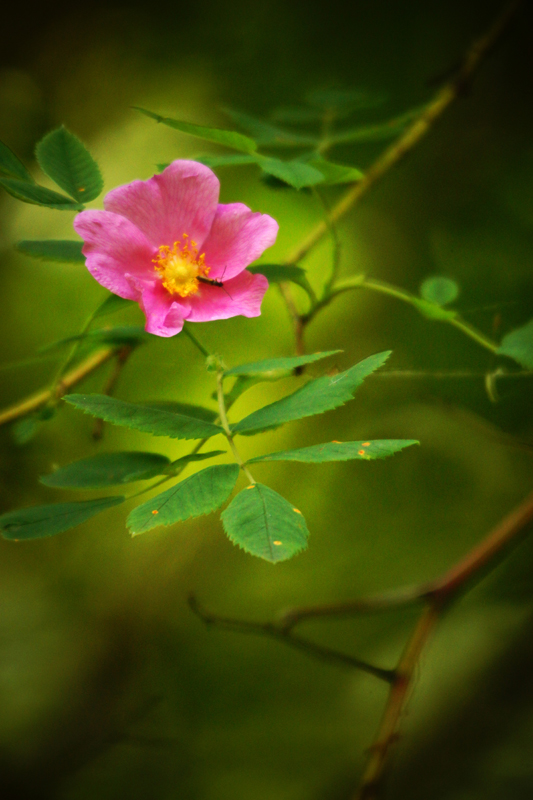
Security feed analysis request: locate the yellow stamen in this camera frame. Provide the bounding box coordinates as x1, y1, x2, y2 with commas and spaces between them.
152, 234, 209, 298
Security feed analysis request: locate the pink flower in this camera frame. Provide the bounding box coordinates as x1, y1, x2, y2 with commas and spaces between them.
73, 160, 278, 337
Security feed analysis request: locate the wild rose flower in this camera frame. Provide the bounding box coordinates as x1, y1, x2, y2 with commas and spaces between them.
73, 160, 278, 337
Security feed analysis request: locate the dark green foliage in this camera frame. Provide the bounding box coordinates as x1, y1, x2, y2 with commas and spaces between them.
420, 276, 459, 306
0, 178, 84, 210
225, 351, 341, 377
35, 126, 103, 203
135, 108, 257, 153
497, 319, 533, 369
0, 497, 124, 540
16, 240, 85, 263
127, 463, 239, 535
232, 351, 391, 435
40, 452, 172, 489
0, 140, 33, 181
221, 483, 309, 562
64, 395, 224, 440
248, 439, 419, 464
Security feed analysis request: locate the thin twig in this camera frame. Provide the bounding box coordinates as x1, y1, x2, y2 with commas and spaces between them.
188, 594, 395, 683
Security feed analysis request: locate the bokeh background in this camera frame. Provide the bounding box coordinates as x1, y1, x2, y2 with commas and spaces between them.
1, 1, 533, 798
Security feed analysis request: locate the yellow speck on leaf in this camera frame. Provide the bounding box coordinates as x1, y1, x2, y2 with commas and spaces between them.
273, 540, 282, 545
151, 509, 159, 515
293, 508, 302, 515
246, 484, 255, 490
358, 450, 365, 456
78, 187, 85, 192
332, 440, 342, 444
362, 442, 371, 447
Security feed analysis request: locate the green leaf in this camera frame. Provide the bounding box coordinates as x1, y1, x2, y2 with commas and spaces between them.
168, 450, 226, 471
497, 319, 533, 369
420, 276, 459, 306
0, 178, 84, 210
223, 108, 318, 147
411, 298, 458, 321
16, 239, 85, 263
221, 483, 308, 563
330, 108, 422, 145
258, 156, 324, 189
93, 294, 136, 318
39, 325, 148, 353
248, 439, 419, 464
232, 351, 390, 435
40, 451, 172, 489
11, 416, 43, 445
225, 350, 342, 377
65, 394, 224, 440
307, 156, 364, 184
135, 108, 257, 154
0, 496, 124, 541
127, 463, 239, 536
35, 126, 103, 203
248, 264, 312, 295
0, 139, 33, 181
141, 401, 218, 423
194, 154, 258, 168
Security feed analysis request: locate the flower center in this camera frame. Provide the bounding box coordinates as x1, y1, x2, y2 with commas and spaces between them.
153, 234, 209, 297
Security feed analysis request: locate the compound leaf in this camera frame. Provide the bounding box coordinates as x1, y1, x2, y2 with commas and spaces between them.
127, 463, 239, 535
221, 483, 308, 563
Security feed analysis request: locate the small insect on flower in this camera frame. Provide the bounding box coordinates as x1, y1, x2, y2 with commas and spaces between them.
74, 161, 279, 337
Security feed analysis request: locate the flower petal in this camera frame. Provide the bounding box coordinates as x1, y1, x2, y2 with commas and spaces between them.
103, 160, 220, 248
187, 270, 268, 322
138, 282, 191, 337
201, 203, 279, 281
74, 210, 156, 299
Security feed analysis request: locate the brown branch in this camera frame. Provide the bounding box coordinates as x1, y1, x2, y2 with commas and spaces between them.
0, 346, 116, 427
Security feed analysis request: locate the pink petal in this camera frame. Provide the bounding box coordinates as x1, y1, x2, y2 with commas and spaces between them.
138, 282, 191, 337
186, 270, 268, 322
74, 210, 156, 299
103, 160, 220, 248
201, 203, 279, 281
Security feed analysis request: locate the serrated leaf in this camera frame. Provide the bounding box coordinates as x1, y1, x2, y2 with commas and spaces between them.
93, 294, 136, 318
135, 108, 257, 154
225, 350, 342, 377
141, 401, 218, 423
420, 276, 459, 306
127, 463, 239, 535
258, 156, 324, 189
232, 351, 390, 435
195, 154, 258, 168
0, 496, 124, 541
223, 108, 318, 147
35, 126, 103, 203
307, 157, 364, 184
40, 451, 171, 489
411, 298, 458, 321
0, 178, 84, 210
497, 319, 533, 369
16, 239, 85, 263
39, 325, 148, 353
248, 439, 419, 464
0, 140, 33, 181
65, 394, 224, 440
221, 483, 308, 563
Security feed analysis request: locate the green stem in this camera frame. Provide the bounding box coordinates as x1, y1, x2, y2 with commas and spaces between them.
183, 325, 212, 358
216, 369, 256, 484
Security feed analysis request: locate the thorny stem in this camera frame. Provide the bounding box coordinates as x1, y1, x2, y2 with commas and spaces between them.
216, 369, 256, 484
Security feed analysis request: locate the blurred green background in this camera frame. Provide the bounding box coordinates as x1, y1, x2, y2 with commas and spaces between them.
1, 1, 533, 798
